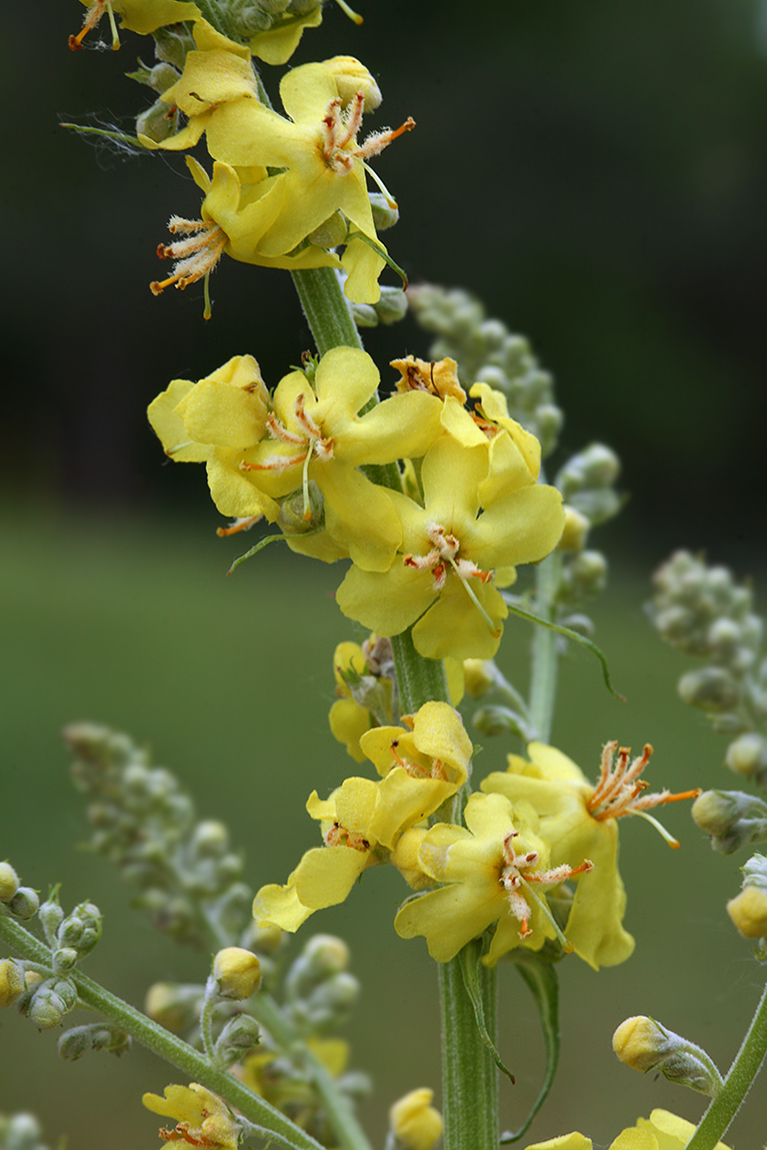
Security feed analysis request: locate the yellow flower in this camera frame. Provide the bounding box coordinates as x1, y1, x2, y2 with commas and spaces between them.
234, 346, 442, 571
336, 436, 565, 660
523, 1109, 732, 1149
253, 704, 471, 933
173, 60, 412, 302
393, 791, 590, 965
481, 742, 700, 968
69, 0, 200, 51
140, 20, 258, 155
142, 1084, 240, 1150
249, 8, 324, 65
147, 354, 279, 521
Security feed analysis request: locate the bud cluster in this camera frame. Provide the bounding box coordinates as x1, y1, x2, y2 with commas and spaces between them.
407, 284, 563, 458
64, 724, 253, 948
58, 1022, 131, 1061
39, 889, 103, 971
649, 552, 767, 787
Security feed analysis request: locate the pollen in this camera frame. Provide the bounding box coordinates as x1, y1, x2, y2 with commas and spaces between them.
500, 830, 593, 940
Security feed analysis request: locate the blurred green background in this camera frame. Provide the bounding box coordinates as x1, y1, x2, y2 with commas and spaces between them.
3, 0, 767, 1145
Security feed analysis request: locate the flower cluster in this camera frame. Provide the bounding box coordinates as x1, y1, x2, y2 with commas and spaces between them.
254, 726, 699, 969
70, 3, 410, 306
150, 348, 565, 660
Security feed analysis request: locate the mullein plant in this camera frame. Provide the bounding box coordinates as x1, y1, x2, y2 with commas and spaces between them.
2, 4, 767, 1150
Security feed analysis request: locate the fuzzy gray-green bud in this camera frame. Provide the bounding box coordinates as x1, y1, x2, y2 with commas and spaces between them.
678, 667, 739, 712
58, 1022, 130, 1060
27, 978, 77, 1029
8, 888, 39, 921
0, 1113, 48, 1150
213, 1014, 261, 1067
136, 98, 181, 145
278, 482, 325, 535
692, 790, 767, 854
613, 1016, 723, 1097
369, 193, 400, 232
58, 902, 102, 956
471, 705, 532, 742
726, 733, 767, 784
38, 893, 64, 948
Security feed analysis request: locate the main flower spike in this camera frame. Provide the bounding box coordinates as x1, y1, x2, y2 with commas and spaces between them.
143, 1084, 240, 1150
522, 1109, 732, 1149
481, 742, 701, 968
69, 0, 200, 50
336, 436, 565, 660
393, 791, 589, 965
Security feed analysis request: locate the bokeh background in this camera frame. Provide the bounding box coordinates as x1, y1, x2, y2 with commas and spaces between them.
3, 0, 767, 1145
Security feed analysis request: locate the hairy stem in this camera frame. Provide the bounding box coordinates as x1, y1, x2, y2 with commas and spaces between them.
291, 269, 363, 357
528, 551, 562, 742
0, 916, 325, 1150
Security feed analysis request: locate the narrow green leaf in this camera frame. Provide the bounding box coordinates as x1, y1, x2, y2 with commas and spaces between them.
500, 954, 560, 1143
458, 940, 516, 1086
59, 122, 143, 149
226, 534, 289, 575
503, 596, 626, 702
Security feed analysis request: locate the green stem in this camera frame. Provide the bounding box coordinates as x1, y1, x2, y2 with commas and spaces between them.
528, 551, 562, 743
438, 959, 499, 1150
289, 221, 499, 1150
0, 916, 325, 1150
684, 976, 767, 1150
291, 269, 363, 356
250, 994, 373, 1150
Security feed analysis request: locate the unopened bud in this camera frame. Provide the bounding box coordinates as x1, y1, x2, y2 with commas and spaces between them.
0, 862, 20, 903
323, 55, 382, 111
59, 902, 102, 955
462, 659, 495, 698
472, 705, 529, 740
0, 959, 25, 1007
373, 287, 408, 325
309, 211, 349, 249
38, 892, 64, 947
570, 550, 607, 597
725, 733, 767, 781
145, 982, 203, 1032
58, 1022, 131, 1060
612, 1016, 722, 1097
389, 1088, 444, 1150
369, 194, 400, 232
678, 667, 739, 712
212, 948, 261, 1000
52, 948, 79, 974
136, 98, 181, 144
727, 854, 767, 939
692, 790, 767, 854
302, 934, 350, 977
28, 978, 77, 1029
558, 506, 590, 552
190, 821, 229, 859
8, 888, 39, 921
214, 1014, 261, 1067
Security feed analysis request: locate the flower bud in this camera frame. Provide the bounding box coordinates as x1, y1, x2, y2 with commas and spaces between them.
38, 891, 65, 947
0, 862, 20, 903
302, 934, 350, 977
145, 982, 203, 1032
136, 98, 181, 145
612, 1016, 722, 1097
58, 902, 103, 955
570, 550, 607, 597
692, 790, 767, 854
0, 959, 25, 1007
213, 1013, 261, 1067
8, 887, 39, 921
472, 705, 528, 740
323, 55, 382, 111
309, 211, 349, 249
369, 194, 400, 232
2, 1113, 44, 1150
212, 948, 261, 1000
58, 1022, 131, 1060
52, 948, 79, 974
725, 733, 767, 781
462, 659, 495, 698
28, 978, 77, 1029
678, 667, 739, 712
558, 506, 590, 552
389, 1088, 444, 1150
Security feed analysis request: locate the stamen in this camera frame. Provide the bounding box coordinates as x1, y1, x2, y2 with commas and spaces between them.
586, 742, 702, 845
356, 117, 416, 161
150, 219, 227, 298
216, 516, 262, 537
449, 557, 500, 637
69, 0, 119, 50
240, 451, 308, 474
336, 92, 365, 152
